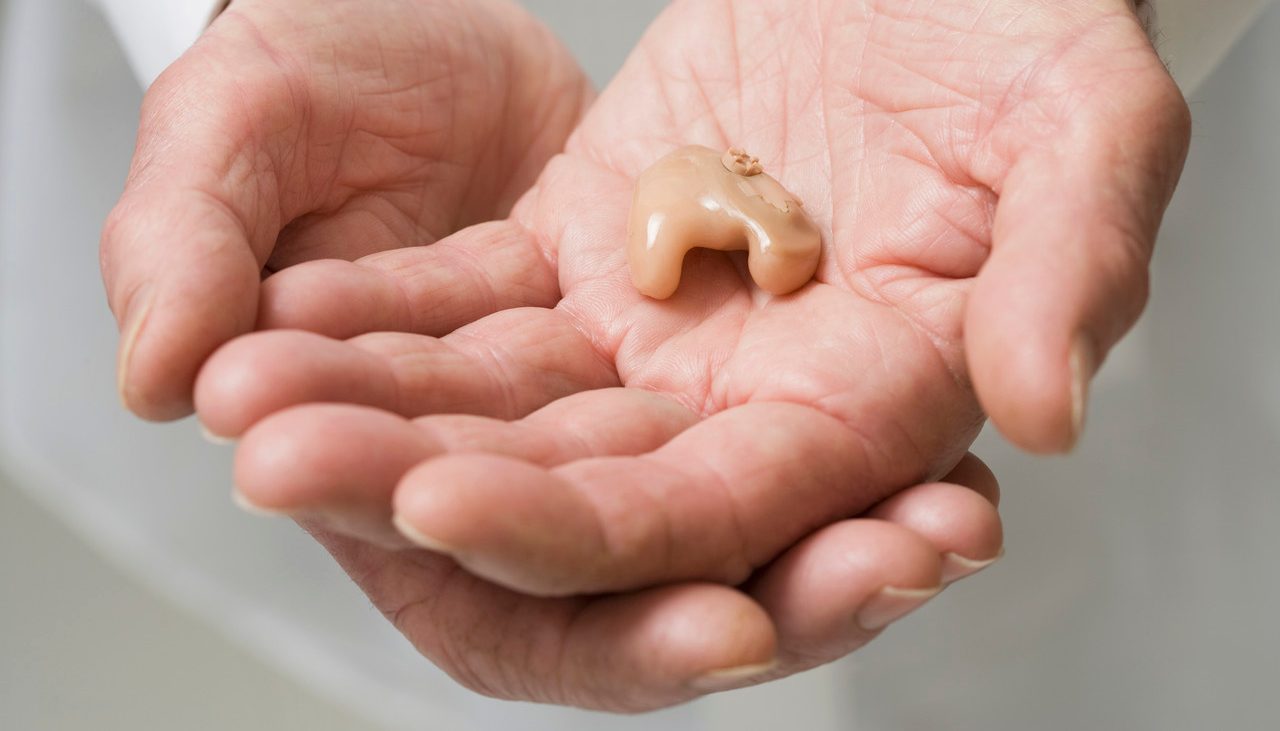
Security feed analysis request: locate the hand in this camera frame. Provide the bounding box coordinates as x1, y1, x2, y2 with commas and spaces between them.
100, 0, 592, 419
290, 456, 1003, 711
193, 0, 1181, 710
204, 0, 1186, 580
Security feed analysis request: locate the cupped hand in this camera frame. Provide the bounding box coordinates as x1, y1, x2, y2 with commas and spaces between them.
100, 0, 592, 419
207, 0, 1186, 584
186, 0, 1185, 709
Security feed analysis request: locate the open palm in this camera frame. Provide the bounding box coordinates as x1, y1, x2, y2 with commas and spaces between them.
208, 0, 1184, 573
168, 0, 1187, 714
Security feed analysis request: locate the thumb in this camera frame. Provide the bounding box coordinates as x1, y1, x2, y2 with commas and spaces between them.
100, 21, 294, 420
966, 47, 1191, 453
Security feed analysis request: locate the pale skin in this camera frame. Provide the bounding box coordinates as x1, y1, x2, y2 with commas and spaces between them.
100, 0, 1188, 713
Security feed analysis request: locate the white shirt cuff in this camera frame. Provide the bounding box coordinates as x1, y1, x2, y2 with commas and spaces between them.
90, 0, 227, 88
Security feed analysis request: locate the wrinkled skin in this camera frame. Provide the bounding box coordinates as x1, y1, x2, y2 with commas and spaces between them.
102, 0, 592, 419
101, 0, 1188, 714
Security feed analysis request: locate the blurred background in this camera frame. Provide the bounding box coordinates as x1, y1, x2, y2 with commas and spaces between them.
2, 1, 1277, 729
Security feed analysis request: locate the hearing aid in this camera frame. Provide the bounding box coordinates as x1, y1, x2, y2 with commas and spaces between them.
627, 145, 822, 299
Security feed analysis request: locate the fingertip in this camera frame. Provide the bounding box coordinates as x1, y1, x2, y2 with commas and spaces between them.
111, 273, 192, 422
115, 285, 191, 421
966, 270, 1106, 454
392, 454, 605, 597
194, 330, 397, 436
233, 407, 339, 514
390, 512, 459, 554
867, 482, 1004, 575
391, 455, 517, 550
940, 548, 1004, 584
570, 585, 778, 705
103, 193, 263, 422
194, 332, 279, 436
817, 520, 944, 593
752, 520, 942, 660
200, 422, 237, 446
965, 258, 1078, 454
676, 591, 778, 693
117, 313, 222, 422
231, 486, 287, 518
234, 404, 438, 545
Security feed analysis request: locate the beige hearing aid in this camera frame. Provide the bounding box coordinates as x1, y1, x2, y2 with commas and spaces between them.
627, 145, 822, 299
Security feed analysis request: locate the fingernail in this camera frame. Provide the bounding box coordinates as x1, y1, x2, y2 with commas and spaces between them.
200, 424, 236, 446
1069, 335, 1097, 449
941, 547, 1004, 583
116, 286, 155, 410
232, 488, 287, 517
689, 659, 778, 692
392, 513, 458, 554
855, 585, 942, 631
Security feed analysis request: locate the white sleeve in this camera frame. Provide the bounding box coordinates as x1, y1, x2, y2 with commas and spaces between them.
88, 0, 227, 87
1154, 0, 1276, 91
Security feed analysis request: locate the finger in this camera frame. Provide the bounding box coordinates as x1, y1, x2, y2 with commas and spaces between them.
748, 457, 1003, 675
257, 220, 561, 340
101, 69, 286, 420
233, 389, 698, 546
749, 520, 943, 667
867, 454, 1004, 584
967, 34, 1192, 453
100, 8, 339, 420
195, 307, 618, 437
313, 530, 777, 713
391, 402, 902, 597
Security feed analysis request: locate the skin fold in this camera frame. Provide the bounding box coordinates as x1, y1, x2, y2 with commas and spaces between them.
100, 0, 1188, 713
